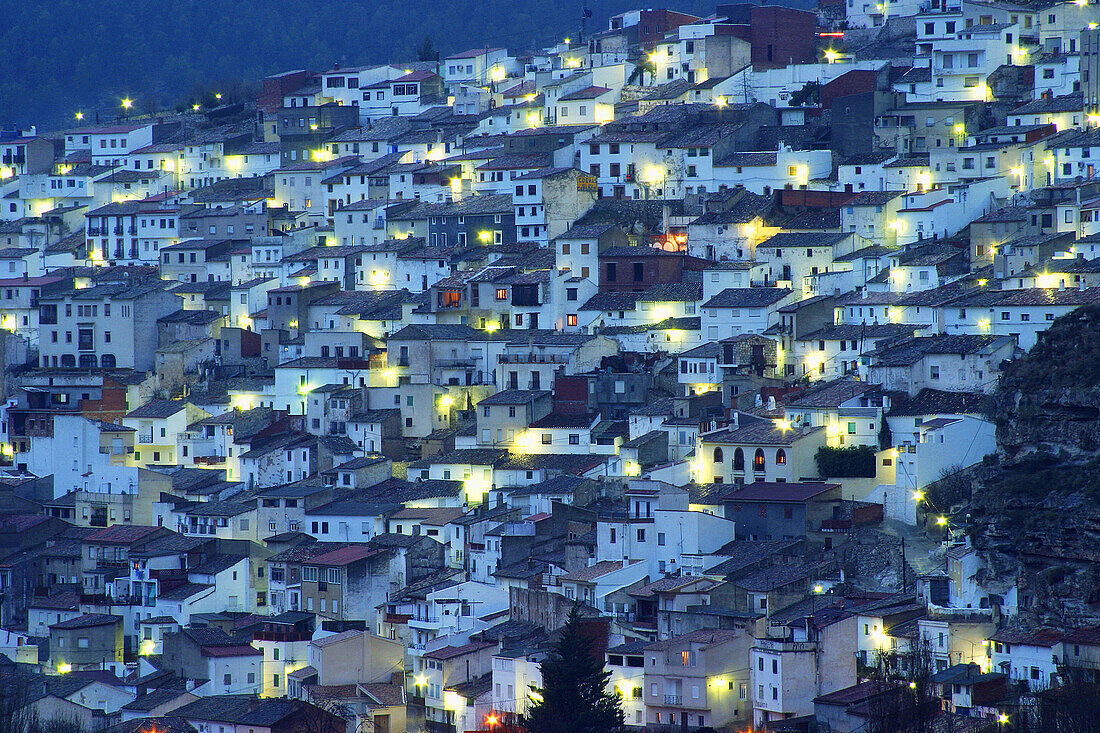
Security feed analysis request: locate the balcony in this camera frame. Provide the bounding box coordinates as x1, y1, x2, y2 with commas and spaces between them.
138, 434, 154, 444
754, 638, 817, 653
663, 695, 682, 705
88, 227, 102, 236
498, 353, 565, 364
127, 226, 138, 235
113, 226, 124, 235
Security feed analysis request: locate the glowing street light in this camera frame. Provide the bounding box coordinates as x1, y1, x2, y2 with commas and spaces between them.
121, 98, 133, 109
215, 93, 223, 100
936, 516, 948, 526
824, 49, 839, 63
192, 103, 201, 111
75, 111, 84, 121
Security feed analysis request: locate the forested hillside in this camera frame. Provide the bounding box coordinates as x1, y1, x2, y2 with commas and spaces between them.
3, 0, 717, 130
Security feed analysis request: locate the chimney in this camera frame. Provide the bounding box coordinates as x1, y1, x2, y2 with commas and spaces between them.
1080, 279, 1086, 291
730, 411, 739, 429
767, 395, 776, 410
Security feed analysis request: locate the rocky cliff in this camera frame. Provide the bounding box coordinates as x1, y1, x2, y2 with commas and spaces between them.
970, 304, 1100, 625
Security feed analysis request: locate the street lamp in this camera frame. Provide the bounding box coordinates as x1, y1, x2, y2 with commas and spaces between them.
122, 98, 133, 109
75, 111, 84, 121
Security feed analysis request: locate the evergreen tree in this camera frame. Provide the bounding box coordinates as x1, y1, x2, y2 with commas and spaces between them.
416, 36, 437, 62
523, 605, 623, 733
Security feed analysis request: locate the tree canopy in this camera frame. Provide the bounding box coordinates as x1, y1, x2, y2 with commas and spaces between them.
1, 0, 720, 130
523, 605, 623, 733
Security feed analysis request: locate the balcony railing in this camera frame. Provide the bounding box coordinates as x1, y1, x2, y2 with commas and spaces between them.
498, 354, 565, 364
663, 695, 682, 705
754, 638, 817, 653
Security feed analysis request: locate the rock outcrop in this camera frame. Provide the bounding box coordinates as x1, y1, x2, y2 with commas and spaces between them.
970, 304, 1100, 625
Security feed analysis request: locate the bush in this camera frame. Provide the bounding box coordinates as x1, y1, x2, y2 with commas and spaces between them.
816, 445, 876, 478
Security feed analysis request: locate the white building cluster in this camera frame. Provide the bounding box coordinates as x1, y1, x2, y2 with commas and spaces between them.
2, 2, 1100, 732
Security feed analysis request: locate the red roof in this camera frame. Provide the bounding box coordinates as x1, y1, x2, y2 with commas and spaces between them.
447, 47, 504, 59
80, 124, 149, 135
720, 482, 841, 503
307, 546, 380, 566
393, 70, 439, 83
0, 276, 64, 287
989, 627, 1063, 647
84, 525, 162, 544
423, 641, 494, 660
0, 514, 52, 532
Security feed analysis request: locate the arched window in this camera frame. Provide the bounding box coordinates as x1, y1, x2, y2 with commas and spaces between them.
753, 448, 766, 471
712, 447, 724, 464
776, 448, 787, 465
101, 354, 116, 369
60, 354, 75, 367
78, 354, 97, 369
733, 448, 745, 471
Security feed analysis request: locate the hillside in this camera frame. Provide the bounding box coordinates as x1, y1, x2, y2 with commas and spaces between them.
970, 304, 1100, 626
2, 0, 723, 130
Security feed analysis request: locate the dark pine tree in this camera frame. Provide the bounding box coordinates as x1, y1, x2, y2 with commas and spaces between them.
523, 605, 623, 733
416, 36, 437, 62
